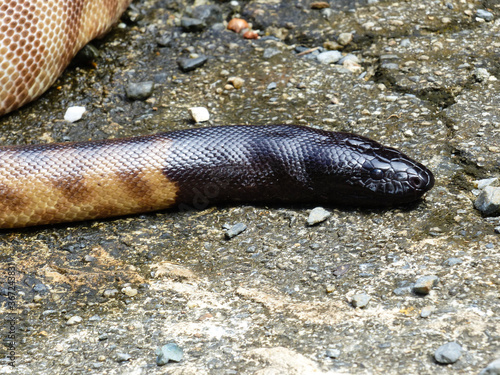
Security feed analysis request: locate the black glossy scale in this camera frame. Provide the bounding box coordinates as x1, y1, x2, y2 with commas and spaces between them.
162, 125, 434, 209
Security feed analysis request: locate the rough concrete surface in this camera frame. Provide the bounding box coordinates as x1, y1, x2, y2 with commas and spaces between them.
0, 0, 499, 374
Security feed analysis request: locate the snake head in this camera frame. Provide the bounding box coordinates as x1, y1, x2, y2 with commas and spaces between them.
310, 134, 435, 207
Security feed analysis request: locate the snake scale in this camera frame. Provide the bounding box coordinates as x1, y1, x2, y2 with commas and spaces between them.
0, 1, 434, 228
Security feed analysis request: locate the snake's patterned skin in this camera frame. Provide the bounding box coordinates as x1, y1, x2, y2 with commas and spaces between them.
0, 0, 132, 116
0, 125, 434, 228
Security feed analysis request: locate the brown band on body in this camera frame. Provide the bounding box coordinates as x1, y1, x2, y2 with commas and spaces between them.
0, 135, 179, 228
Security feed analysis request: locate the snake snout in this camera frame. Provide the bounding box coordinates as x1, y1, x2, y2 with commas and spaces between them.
408, 167, 434, 192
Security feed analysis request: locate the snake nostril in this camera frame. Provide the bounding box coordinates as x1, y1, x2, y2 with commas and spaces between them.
409, 176, 423, 189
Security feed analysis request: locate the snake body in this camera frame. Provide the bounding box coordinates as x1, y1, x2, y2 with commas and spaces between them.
0, 125, 434, 228
0, 2, 435, 228
0, 0, 132, 116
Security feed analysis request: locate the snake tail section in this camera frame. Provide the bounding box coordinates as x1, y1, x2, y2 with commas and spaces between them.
0, 125, 434, 228
0, 0, 133, 116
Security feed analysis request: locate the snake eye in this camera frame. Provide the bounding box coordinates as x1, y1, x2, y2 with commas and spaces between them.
370, 168, 384, 180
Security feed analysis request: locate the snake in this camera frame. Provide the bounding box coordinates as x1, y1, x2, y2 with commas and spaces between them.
0, 2, 435, 228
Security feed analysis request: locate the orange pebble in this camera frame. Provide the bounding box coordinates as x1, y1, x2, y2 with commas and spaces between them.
243, 30, 259, 39
227, 18, 249, 33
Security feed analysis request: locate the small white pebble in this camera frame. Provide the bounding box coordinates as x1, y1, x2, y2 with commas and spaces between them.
307, 207, 331, 226
351, 293, 371, 308
66, 316, 83, 325
64, 106, 86, 122
122, 286, 138, 297
189, 107, 210, 123
385, 95, 398, 102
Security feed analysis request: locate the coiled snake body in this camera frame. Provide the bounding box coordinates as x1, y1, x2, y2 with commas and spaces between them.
0, 2, 434, 228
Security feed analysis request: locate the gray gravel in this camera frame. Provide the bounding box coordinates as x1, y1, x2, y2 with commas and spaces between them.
434, 342, 463, 364
156, 343, 183, 365
125, 80, 155, 100
351, 293, 371, 308
0, 0, 499, 374
475, 186, 500, 216
413, 275, 440, 295
480, 359, 500, 375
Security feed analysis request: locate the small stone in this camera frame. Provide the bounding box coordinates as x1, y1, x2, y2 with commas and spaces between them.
342, 59, 362, 74
116, 353, 132, 362
156, 343, 183, 365
380, 63, 399, 70
188, 107, 210, 122
420, 305, 435, 318
246, 246, 257, 253
306, 207, 331, 226
385, 95, 399, 102
474, 68, 491, 82
442, 257, 463, 266
125, 81, 154, 100
325, 285, 335, 293
64, 106, 86, 122
475, 177, 498, 190
351, 293, 371, 308
33, 283, 48, 293
476, 9, 494, 22
400, 39, 411, 47
103, 288, 119, 298
66, 316, 83, 325
84, 255, 96, 262
225, 223, 247, 239
227, 76, 244, 89
122, 286, 138, 297
263, 48, 281, 59
317, 50, 342, 64
267, 82, 277, 90
310, 2, 330, 9
338, 54, 360, 65
243, 30, 259, 39
227, 18, 249, 33
156, 35, 172, 47
475, 186, 500, 216
434, 342, 462, 364
323, 40, 342, 50
180, 17, 206, 32
393, 286, 412, 296
480, 358, 500, 375
413, 275, 439, 295
177, 55, 208, 72
325, 348, 341, 358
495, 226, 500, 234
337, 32, 353, 46
333, 264, 350, 277
192, 4, 222, 24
